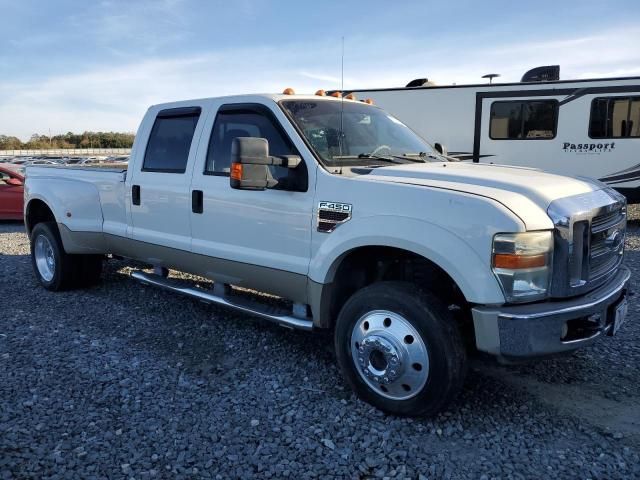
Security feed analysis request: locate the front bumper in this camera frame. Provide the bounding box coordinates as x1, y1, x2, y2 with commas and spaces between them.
472, 266, 631, 359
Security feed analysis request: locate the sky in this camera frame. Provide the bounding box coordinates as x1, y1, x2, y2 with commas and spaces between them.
0, 0, 639, 140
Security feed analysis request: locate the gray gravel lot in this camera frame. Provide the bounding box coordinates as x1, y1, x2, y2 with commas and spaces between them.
1, 211, 640, 479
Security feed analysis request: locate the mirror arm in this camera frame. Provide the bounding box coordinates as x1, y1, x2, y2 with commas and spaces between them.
271, 155, 301, 168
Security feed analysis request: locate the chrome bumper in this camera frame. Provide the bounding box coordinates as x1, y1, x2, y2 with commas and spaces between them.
472, 266, 631, 359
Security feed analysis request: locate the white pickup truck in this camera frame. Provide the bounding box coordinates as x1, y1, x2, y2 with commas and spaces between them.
24, 92, 630, 416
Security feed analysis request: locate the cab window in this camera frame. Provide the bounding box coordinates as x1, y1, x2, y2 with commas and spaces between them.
143, 107, 201, 173
205, 105, 307, 191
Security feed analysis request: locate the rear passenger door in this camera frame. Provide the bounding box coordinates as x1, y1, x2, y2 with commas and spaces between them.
128, 104, 207, 251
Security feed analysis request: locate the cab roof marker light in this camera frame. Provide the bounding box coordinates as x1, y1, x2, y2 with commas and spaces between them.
315, 89, 326, 96
330, 91, 342, 98
282, 87, 295, 95
344, 93, 356, 100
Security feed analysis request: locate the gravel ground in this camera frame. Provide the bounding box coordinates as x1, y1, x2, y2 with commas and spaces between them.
1, 210, 640, 479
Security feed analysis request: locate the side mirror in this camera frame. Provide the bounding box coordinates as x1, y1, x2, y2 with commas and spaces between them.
434, 142, 448, 156
6, 177, 23, 187
230, 137, 301, 190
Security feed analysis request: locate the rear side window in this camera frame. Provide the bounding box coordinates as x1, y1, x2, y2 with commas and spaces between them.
589, 97, 640, 138
490, 100, 558, 140
143, 107, 201, 173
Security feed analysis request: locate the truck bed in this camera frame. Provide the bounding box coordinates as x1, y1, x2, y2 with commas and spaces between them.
26, 165, 129, 239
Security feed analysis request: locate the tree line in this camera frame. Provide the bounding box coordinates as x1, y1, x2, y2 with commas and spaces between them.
0, 131, 135, 150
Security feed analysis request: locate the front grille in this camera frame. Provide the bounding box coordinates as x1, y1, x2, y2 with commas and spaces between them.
588, 209, 625, 280
591, 209, 624, 232
548, 188, 626, 298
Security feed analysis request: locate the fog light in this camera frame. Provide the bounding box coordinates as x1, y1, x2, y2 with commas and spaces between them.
561, 322, 568, 340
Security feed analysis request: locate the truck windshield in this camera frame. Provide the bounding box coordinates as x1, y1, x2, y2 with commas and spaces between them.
280, 99, 441, 166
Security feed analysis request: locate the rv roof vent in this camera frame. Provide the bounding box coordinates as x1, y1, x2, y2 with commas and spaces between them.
405, 78, 436, 88
521, 65, 560, 83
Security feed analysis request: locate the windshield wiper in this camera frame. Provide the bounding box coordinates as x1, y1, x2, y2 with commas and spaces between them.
401, 152, 445, 161
332, 154, 407, 164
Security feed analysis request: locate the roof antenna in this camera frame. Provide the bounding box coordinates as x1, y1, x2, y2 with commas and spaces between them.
341, 36, 344, 91
339, 36, 345, 159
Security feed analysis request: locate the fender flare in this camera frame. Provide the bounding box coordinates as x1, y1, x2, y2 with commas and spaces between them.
309, 215, 506, 305
26, 178, 104, 233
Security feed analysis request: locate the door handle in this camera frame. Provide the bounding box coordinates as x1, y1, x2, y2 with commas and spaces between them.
132, 185, 141, 205
192, 190, 203, 214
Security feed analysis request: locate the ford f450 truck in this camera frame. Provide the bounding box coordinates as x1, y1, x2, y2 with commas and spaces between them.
24, 93, 630, 416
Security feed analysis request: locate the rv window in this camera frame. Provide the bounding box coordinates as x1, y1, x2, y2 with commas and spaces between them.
490, 100, 557, 140
589, 97, 640, 138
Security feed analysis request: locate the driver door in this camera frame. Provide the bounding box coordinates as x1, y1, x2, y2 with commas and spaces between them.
189, 102, 316, 301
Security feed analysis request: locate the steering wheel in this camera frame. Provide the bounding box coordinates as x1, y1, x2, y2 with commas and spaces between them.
370, 145, 391, 156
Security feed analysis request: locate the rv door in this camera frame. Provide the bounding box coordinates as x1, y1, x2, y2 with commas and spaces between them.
476, 94, 563, 173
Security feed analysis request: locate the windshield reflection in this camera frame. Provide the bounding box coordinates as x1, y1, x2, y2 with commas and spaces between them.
281, 100, 441, 166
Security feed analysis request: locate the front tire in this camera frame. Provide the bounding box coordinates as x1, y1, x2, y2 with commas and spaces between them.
334, 281, 467, 416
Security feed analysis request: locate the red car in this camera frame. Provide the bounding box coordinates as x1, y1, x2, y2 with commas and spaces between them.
0, 164, 25, 220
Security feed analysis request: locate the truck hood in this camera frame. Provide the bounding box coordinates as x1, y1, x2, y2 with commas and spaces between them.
360, 162, 605, 230
364, 162, 602, 208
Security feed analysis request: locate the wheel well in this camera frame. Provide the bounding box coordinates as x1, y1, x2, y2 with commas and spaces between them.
26, 199, 56, 236
322, 246, 472, 340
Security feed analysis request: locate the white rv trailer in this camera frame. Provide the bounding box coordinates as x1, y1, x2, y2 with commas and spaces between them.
343, 67, 640, 202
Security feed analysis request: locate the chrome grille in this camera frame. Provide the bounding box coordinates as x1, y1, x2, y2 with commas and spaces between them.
588, 209, 625, 280
591, 209, 625, 232
548, 188, 626, 298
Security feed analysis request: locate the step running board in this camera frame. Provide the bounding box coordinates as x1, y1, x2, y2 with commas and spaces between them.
131, 271, 313, 331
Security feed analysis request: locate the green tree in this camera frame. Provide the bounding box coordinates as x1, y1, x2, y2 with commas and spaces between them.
1, 131, 136, 150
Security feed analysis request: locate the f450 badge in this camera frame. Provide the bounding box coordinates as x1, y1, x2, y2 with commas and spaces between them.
318, 201, 352, 213
317, 201, 353, 233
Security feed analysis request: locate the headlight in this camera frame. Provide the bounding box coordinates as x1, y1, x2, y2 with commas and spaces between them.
492, 231, 553, 303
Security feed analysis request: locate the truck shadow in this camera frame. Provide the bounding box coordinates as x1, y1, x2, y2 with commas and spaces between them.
97, 257, 638, 440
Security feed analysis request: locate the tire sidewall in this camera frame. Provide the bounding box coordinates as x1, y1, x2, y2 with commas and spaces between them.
335, 282, 464, 416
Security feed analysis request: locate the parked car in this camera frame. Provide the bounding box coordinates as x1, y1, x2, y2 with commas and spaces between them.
0, 164, 25, 220
8, 158, 30, 166
64, 158, 84, 165
24, 92, 630, 416
27, 159, 62, 166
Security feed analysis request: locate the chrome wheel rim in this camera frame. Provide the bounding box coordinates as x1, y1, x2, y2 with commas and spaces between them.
351, 310, 429, 400
34, 235, 56, 282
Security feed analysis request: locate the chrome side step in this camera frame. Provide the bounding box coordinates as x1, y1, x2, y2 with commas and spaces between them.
131, 271, 314, 331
